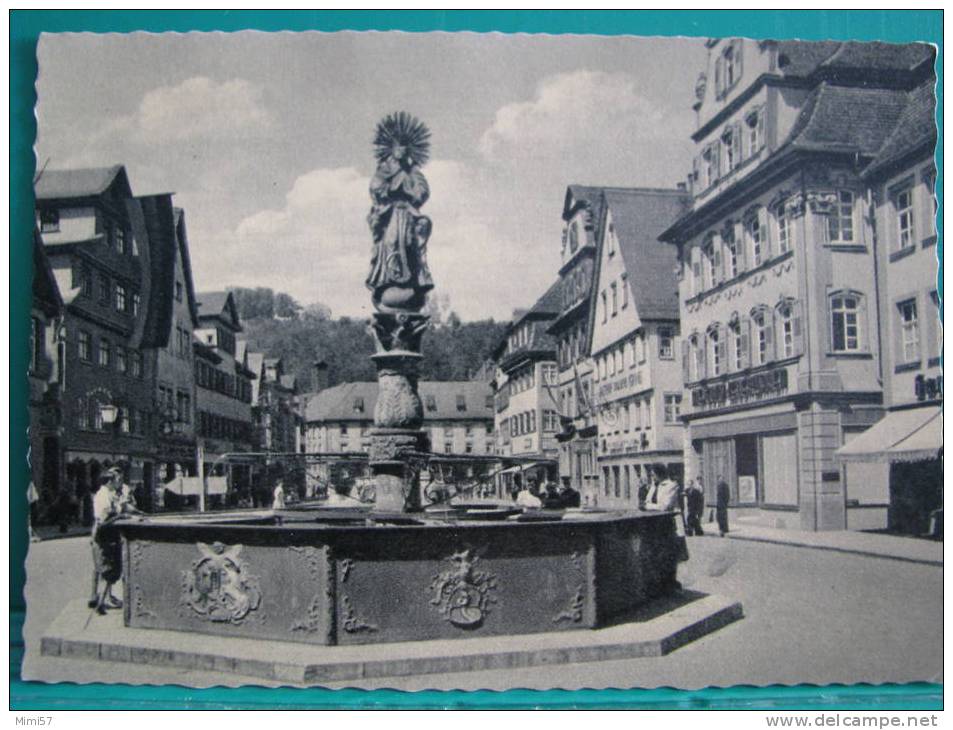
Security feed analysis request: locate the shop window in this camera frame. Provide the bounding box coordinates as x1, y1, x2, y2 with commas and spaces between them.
897, 298, 920, 363
830, 292, 864, 353
828, 191, 855, 243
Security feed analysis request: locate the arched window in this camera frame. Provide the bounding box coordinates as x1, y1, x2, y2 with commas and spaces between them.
830, 291, 865, 353
702, 233, 718, 290
776, 299, 802, 358
707, 323, 725, 377
744, 206, 768, 266
773, 199, 792, 254
750, 306, 774, 366
723, 223, 741, 278
728, 313, 749, 371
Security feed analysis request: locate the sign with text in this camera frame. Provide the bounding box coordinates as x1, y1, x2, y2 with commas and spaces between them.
691, 367, 788, 411
594, 369, 644, 405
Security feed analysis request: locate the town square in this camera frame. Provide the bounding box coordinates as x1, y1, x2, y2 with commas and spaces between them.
15, 24, 942, 699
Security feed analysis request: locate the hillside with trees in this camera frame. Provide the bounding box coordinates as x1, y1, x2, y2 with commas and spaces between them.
229, 287, 508, 392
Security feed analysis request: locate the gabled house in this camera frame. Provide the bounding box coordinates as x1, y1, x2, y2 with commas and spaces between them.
587, 187, 690, 509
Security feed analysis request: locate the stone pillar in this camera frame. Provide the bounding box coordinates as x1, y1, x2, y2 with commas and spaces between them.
368, 343, 429, 512
797, 402, 846, 531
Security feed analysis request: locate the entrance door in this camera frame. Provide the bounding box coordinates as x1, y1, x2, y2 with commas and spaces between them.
761, 432, 798, 506
735, 435, 759, 505
702, 439, 736, 504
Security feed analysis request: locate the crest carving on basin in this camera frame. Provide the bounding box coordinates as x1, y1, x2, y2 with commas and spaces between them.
429, 549, 498, 629
181, 542, 262, 624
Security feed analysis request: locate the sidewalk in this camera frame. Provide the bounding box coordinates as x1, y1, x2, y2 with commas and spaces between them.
31, 524, 91, 542
709, 524, 942, 566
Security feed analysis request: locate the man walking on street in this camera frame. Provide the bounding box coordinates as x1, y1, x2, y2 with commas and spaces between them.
716, 474, 731, 537
685, 479, 705, 536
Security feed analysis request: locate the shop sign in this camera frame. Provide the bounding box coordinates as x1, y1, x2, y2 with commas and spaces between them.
692, 367, 788, 411
914, 374, 943, 402
595, 370, 643, 404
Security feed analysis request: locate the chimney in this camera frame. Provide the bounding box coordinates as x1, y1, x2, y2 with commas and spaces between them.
312, 360, 329, 392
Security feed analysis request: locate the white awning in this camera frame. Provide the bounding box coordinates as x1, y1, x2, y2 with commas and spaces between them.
164, 476, 228, 496
836, 406, 942, 464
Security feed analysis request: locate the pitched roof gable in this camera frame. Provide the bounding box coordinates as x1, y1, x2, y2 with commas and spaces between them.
864, 78, 938, 178
601, 188, 690, 322
35, 165, 131, 201
196, 290, 243, 332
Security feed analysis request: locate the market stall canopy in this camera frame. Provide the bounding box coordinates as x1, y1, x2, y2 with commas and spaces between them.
836, 406, 942, 463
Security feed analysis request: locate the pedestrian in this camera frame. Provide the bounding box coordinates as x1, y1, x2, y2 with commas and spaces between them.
88, 467, 140, 615
646, 470, 680, 512
637, 476, 650, 510
716, 474, 731, 537
685, 479, 705, 536
515, 477, 543, 509
272, 480, 286, 510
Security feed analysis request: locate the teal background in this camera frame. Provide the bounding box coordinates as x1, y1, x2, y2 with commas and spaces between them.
10, 10, 942, 710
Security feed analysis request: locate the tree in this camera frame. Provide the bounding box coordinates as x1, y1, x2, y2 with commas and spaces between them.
274, 292, 302, 319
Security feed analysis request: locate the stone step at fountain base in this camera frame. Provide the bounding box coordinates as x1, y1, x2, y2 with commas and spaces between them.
39, 593, 742, 685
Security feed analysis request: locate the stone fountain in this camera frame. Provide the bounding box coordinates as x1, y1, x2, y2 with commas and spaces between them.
39, 116, 741, 679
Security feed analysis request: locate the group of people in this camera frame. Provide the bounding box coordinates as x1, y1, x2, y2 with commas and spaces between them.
643, 473, 732, 538
513, 475, 581, 510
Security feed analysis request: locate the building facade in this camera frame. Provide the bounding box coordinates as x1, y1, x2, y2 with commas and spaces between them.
548, 186, 603, 502
837, 73, 941, 534
588, 188, 690, 509
144, 203, 201, 509
193, 291, 256, 502
36, 166, 159, 519
29, 229, 65, 515
304, 381, 494, 456
661, 39, 936, 531
491, 284, 561, 459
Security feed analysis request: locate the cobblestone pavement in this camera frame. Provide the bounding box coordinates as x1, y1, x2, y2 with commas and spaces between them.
18, 534, 942, 691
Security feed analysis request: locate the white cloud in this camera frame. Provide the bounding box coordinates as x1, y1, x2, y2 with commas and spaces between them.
480, 70, 668, 161
108, 76, 274, 144
194, 159, 557, 322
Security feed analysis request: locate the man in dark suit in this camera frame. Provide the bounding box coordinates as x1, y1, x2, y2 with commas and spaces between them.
716, 475, 731, 537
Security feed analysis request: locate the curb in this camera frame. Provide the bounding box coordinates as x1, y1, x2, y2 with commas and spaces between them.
705, 533, 943, 568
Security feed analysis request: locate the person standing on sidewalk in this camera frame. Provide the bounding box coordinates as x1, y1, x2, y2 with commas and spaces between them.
685, 479, 705, 536
716, 475, 731, 537
88, 467, 142, 614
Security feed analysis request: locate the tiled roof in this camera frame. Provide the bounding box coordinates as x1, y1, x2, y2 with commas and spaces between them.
35, 165, 129, 200
864, 79, 938, 178
775, 40, 934, 79
304, 381, 493, 423
196, 291, 230, 315
494, 280, 561, 363
604, 188, 690, 321
783, 83, 909, 156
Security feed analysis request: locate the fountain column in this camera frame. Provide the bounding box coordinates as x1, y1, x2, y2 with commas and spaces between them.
364, 112, 435, 513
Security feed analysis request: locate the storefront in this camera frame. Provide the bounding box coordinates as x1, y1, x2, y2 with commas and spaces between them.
837, 404, 942, 537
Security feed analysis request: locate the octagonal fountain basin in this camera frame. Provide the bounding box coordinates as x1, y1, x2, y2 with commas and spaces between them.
116, 510, 682, 646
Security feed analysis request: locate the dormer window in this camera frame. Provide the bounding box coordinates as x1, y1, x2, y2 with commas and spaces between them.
353, 397, 364, 414
426, 395, 437, 412
715, 40, 743, 98
456, 394, 467, 412
39, 209, 60, 233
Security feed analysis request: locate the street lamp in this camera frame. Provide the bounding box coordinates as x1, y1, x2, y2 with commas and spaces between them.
99, 403, 119, 426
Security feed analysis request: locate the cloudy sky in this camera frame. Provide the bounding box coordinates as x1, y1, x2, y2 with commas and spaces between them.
36, 32, 706, 321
